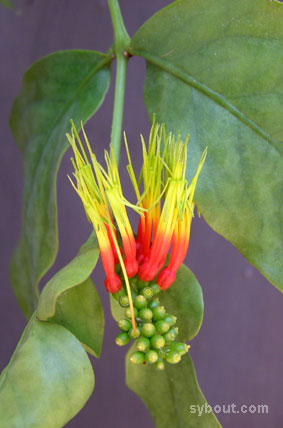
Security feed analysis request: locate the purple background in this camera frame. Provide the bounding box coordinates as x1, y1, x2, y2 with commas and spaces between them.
0, 1, 282, 427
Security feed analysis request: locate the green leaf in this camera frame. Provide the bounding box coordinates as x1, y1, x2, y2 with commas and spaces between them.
50, 278, 104, 358
130, 0, 283, 292
0, 315, 94, 428
126, 351, 221, 428
37, 233, 104, 357
158, 264, 203, 341
0, 0, 18, 12
10, 50, 112, 317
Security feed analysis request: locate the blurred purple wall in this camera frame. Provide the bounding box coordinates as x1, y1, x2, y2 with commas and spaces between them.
0, 1, 282, 427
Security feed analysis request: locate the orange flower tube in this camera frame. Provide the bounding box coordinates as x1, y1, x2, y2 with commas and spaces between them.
157, 209, 192, 290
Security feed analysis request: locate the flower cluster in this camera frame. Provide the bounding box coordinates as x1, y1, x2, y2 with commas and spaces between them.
68, 120, 206, 293
68, 120, 206, 340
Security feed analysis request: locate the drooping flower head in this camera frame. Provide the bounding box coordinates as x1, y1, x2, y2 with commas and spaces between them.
68, 120, 206, 297
156, 144, 207, 289
126, 123, 207, 290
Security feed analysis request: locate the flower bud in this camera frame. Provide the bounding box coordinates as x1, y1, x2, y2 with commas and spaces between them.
145, 350, 159, 364
152, 305, 166, 321
139, 308, 153, 322
130, 351, 145, 364
140, 287, 154, 299
136, 337, 151, 352
148, 298, 160, 310
170, 342, 190, 356
155, 320, 170, 334
133, 295, 147, 310
141, 322, 156, 338
151, 334, 166, 350
129, 327, 141, 339
119, 295, 129, 307
125, 307, 138, 319
165, 350, 181, 364
115, 332, 130, 346
117, 318, 132, 332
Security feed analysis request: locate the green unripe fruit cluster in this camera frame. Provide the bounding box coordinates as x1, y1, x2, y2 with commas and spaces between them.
115, 279, 189, 370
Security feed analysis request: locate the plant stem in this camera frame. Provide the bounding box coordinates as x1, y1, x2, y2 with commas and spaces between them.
111, 53, 128, 163
107, 0, 130, 164
107, 0, 130, 52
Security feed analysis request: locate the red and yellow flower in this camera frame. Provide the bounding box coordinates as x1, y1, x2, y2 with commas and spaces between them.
68, 120, 206, 298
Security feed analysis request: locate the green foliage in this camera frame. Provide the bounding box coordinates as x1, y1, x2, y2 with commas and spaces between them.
0, 0, 18, 12
49, 278, 104, 358
0, 315, 94, 428
126, 351, 221, 428
10, 50, 112, 318
130, 0, 283, 291
159, 264, 203, 341
5, 0, 283, 426
37, 233, 103, 357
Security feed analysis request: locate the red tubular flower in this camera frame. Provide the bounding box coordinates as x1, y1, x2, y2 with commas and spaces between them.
100, 148, 140, 279
138, 183, 179, 281
67, 123, 122, 293
156, 145, 208, 289
125, 124, 164, 267
98, 234, 121, 293
137, 130, 207, 288
157, 208, 191, 290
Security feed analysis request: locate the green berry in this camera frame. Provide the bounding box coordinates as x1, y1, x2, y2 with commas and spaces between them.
140, 287, 154, 299
155, 320, 170, 334
139, 307, 153, 321
145, 350, 158, 364
141, 322, 156, 338
152, 305, 166, 321
130, 351, 145, 364
170, 342, 190, 356
148, 298, 160, 310
119, 295, 129, 307
164, 314, 177, 327
165, 350, 181, 364
113, 289, 126, 301
133, 295, 147, 310
150, 284, 161, 295
125, 307, 138, 319
155, 360, 165, 370
115, 332, 130, 346
129, 327, 141, 339
163, 327, 179, 343
136, 337, 151, 352
151, 334, 165, 350
117, 318, 132, 332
